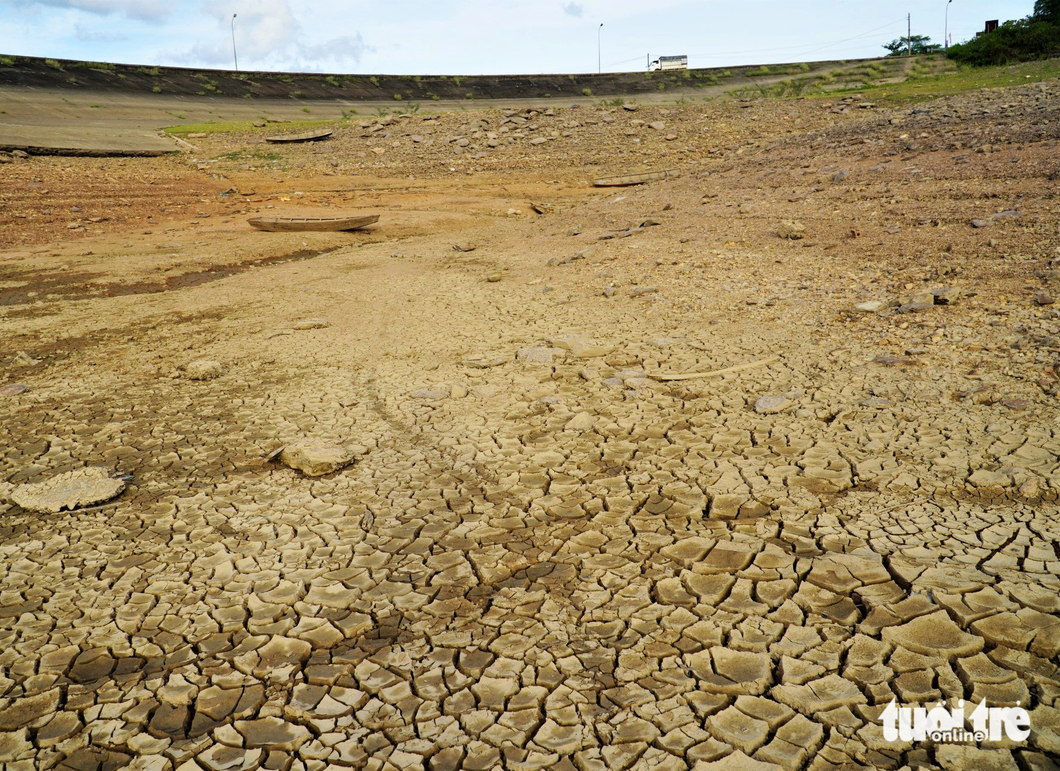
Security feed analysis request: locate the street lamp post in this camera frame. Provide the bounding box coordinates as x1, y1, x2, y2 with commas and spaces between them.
231, 13, 239, 71
598, 23, 603, 74
945, 0, 953, 49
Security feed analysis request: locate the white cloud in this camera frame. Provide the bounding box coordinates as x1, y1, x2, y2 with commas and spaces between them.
29, 0, 170, 21
300, 34, 370, 65
74, 22, 128, 41
561, 2, 583, 17
181, 0, 371, 70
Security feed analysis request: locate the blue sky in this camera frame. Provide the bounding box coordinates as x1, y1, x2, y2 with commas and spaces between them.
0, 0, 1038, 75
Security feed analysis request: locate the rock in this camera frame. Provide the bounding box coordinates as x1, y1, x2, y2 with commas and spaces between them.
0, 384, 28, 397
649, 121, 667, 130
293, 318, 329, 330
185, 360, 224, 380
487, 272, 503, 282
517, 347, 562, 364
776, 221, 806, 240
1035, 292, 1055, 306
971, 219, 992, 228
630, 287, 658, 298
10, 467, 125, 513
854, 301, 885, 313
463, 356, 509, 368
565, 412, 596, 431
12, 351, 41, 367
754, 395, 793, 414
568, 341, 612, 358
411, 389, 449, 400
931, 287, 960, 305
278, 442, 355, 477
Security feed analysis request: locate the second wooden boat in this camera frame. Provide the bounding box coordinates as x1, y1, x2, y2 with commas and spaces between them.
265, 130, 334, 144
593, 169, 677, 187
248, 214, 380, 232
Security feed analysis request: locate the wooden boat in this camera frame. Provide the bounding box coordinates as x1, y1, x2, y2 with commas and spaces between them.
248, 214, 379, 233
593, 169, 677, 187
265, 130, 333, 144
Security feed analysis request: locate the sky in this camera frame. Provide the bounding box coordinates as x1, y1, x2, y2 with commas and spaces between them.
0, 0, 1040, 75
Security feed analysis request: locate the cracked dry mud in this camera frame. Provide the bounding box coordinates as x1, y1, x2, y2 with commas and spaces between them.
2, 80, 1060, 771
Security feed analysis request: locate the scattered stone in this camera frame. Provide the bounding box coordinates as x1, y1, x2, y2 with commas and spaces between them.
487, 272, 503, 282
0, 384, 28, 397
754, 395, 793, 414
293, 318, 329, 330
10, 467, 125, 513
411, 388, 449, 400
517, 347, 562, 364
277, 442, 355, 476
565, 412, 596, 431
776, 221, 806, 240
1035, 292, 1055, 306
854, 301, 885, 313
185, 360, 224, 380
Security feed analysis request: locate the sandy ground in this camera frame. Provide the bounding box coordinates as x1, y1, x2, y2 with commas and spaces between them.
1, 79, 1060, 771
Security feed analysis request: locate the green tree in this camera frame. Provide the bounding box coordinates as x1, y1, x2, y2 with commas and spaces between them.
883, 35, 942, 56
947, 10, 1060, 65
1034, 0, 1059, 23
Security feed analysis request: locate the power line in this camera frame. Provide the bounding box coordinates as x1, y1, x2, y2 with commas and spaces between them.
603, 18, 909, 68
686, 18, 908, 59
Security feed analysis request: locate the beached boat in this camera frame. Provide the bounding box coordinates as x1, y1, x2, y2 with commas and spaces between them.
247, 214, 379, 232
593, 169, 677, 187
265, 130, 334, 144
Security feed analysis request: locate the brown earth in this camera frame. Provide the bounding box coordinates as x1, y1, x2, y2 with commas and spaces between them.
1, 79, 1060, 771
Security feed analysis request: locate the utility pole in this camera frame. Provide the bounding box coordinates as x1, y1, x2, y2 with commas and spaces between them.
598, 23, 603, 74
908, 13, 912, 56
945, 0, 953, 49
231, 13, 239, 71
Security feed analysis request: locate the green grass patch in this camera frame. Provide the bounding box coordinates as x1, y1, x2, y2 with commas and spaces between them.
164, 119, 336, 135
855, 56, 1060, 104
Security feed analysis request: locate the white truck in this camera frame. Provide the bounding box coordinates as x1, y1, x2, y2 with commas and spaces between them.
648, 55, 688, 72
